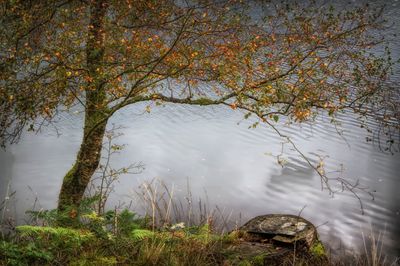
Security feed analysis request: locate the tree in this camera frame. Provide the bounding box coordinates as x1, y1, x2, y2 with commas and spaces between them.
1, 0, 398, 212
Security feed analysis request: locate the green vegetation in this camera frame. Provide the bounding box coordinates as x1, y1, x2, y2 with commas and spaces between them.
2, 173, 398, 265
311, 241, 326, 257
0, 206, 231, 266
1, 205, 398, 266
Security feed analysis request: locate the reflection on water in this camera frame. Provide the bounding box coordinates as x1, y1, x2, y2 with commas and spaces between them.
1, 0, 399, 258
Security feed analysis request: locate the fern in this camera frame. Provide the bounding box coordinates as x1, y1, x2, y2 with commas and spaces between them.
130, 229, 154, 241
16, 226, 94, 250
111, 209, 147, 236
0, 240, 53, 265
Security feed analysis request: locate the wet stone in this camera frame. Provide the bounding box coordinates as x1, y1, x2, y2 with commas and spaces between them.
239, 214, 317, 247
221, 214, 322, 265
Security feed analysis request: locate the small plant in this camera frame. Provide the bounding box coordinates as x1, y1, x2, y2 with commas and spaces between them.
113, 209, 149, 237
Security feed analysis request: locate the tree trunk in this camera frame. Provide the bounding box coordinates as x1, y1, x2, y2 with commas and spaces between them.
57, 0, 108, 213
57, 112, 108, 211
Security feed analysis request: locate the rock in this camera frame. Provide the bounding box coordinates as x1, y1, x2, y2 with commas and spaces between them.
220, 214, 326, 265
239, 214, 317, 248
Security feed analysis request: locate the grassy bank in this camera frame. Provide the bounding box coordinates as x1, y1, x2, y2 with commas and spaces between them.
1, 180, 398, 265
1, 210, 228, 265
1, 203, 398, 265
0, 210, 396, 265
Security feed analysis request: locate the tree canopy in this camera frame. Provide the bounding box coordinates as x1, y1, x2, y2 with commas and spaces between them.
0, 0, 399, 211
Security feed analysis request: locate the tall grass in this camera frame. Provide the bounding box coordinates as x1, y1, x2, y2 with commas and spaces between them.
330, 225, 399, 266
133, 178, 240, 233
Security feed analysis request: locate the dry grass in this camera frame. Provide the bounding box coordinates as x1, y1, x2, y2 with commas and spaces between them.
132, 178, 240, 233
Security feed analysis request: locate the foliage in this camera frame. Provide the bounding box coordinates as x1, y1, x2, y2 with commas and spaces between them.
0, 240, 53, 266
114, 209, 149, 237
183, 224, 221, 244
1, 207, 399, 265
2, 0, 397, 133
27, 195, 103, 227
0, 206, 227, 265
130, 229, 155, 241
26, 195, 149, 241
311, 241, 326, 257
16, 225, 94, 251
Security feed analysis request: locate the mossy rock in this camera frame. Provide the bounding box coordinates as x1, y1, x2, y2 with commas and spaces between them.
220, 214, 326, 265
239, 214, 317, 248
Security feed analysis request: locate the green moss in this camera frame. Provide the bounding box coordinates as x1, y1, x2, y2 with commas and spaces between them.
58, 163, 78, 212
192, 98, 215, 105
62, 163, 77, 184
311, 241, 326, 257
